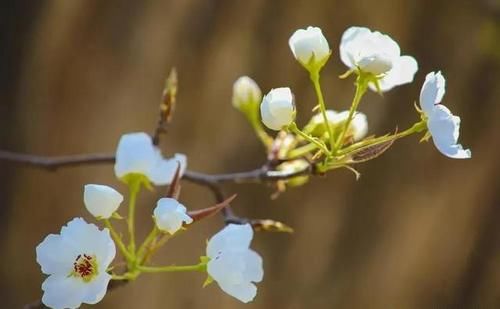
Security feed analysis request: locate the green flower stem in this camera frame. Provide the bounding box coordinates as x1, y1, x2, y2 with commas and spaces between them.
111, 273, 135, 280
103, 219, 133, 261
287, 142, 319, 159
334, 75, 369, 152
126, 178, 141, 255
310, 70, 335, 150
137, 262, 206, 273
288, 123, 331, 156
136, 225, 159, 262
248, 113, 274, 148
339, 120, 427, 156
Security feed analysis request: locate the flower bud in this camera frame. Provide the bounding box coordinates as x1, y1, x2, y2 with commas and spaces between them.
84, 184, 123, 219
232, 76, 262, 111
289, 26, 330, 71
153, 198, 193, 234
337, 111, 368, 142
260, 87, 295, 131
304, 109, 368, 142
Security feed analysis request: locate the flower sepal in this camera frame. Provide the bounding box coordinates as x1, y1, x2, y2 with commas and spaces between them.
122, 173, 153, 191
303, 50, 332, 75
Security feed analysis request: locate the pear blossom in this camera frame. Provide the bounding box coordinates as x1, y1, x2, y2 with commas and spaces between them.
307, 109, 368, 141
340, 26, 418, 91
232, 76, 262, 110
114, 132, 187, 185
153, 198, 193, 234
36, 218, 116, 309
206, 224, 263, 303
83, 184, 123, 219
289, 26, 330, 70
260, 87, 295, 131
419, 71, 471, 159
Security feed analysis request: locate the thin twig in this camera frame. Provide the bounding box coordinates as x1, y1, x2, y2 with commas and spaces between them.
0, 150, 312, 184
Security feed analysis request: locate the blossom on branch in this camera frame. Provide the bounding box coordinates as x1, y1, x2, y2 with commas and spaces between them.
305, 109, 368, 142
153, 198, 193, 234
36, 218, 116, 309
232, 76, 262, 111
206, 224, 264, 303
340, 26, 418, 91
83, 184, 123, 219
419, 71, 471, 159
260, 87, 295, 131
114, 132, 187, 185
289, 26, 331, 71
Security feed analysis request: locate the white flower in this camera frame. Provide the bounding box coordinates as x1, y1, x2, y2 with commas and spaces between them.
340, 26, 418, 91
114, 132, 187, 185
336, 111, 368, 141
260, 87, 295, 131
419, 71, 471, 159
308, 109, 368, 141
206, 224, 263, 303
83, 184, 123, 219
289, 26, 330, 69
153, 198, 193, 234
232, 76, 262, 110
36, 218, 116, 309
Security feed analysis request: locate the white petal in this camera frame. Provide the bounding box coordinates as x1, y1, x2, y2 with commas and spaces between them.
217, 281, 258, 303
243, 249, 264, 283
153, 198, 193, 234
357, 53, 393, 75
206, 224, 253, 258
420, 71, 446, 114
114, 132, 157, 179
289, 26, 330, 64
148, 153, 187, 185
41, 275, 86, 309
350, 112, 369, 141
340, 26, 371, 69
81, 272, 112, 305
370, 31, 401, 60
260, 88, 295, 131
207, 251, 246, 285
83, 184, 123, 219
427, 105, 471, 159
36, 234, 78, 275
60, 218, 116, 269
374, 55, 418, 92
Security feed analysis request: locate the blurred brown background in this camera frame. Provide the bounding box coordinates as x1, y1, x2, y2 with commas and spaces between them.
1, 0, 500, 308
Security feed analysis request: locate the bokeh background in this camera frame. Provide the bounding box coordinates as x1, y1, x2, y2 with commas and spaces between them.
1, 0, 500, 308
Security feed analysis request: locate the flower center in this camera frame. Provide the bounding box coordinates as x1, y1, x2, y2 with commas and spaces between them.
71, 254, 98, 282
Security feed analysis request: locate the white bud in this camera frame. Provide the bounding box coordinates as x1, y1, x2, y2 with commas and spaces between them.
260, 87, 295, 131
232, 76, 262, 110
84, 184, 123, 219
289, 26, 330, 69
153, 198, 193, 234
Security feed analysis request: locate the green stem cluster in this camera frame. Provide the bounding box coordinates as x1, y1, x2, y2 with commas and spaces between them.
104, 176, 207, 282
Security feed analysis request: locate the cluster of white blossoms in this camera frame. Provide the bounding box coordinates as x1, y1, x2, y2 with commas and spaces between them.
34, 23, 472, 309
233, 25, 470, 162
36, 132, 264, 308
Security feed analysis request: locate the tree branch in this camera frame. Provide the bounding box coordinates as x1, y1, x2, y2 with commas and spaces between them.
0, 150, 312, 184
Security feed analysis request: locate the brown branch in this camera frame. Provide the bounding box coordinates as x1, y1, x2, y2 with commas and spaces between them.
0, 150, 312, 184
